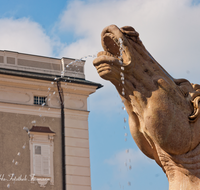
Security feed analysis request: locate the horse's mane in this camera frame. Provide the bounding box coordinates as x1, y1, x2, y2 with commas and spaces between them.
189, 83, 200, 122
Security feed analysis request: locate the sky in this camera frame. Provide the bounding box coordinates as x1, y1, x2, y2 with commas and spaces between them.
0, 0, 200, 189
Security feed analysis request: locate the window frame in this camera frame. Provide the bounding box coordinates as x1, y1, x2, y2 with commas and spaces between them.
29, 130, 55, 187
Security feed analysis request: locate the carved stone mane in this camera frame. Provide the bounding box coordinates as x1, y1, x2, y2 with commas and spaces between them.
93, 25, 200, 190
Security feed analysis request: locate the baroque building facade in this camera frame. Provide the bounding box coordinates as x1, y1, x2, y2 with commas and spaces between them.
0, 50, 101, 190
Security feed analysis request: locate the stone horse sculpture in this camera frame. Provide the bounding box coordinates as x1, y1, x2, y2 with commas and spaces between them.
93, 25, 200, 190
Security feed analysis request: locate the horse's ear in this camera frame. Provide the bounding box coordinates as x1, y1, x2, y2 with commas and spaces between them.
174, 79, 194, 97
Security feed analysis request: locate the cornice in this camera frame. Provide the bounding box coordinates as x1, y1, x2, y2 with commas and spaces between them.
0, 102, 61, 118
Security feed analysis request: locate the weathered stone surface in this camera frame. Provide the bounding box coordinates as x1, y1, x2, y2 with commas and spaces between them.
93, 25, 200, 190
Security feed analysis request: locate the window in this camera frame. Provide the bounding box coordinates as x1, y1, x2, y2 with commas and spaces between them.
29, 126, 55, 187
34, 96, 47, 105
33, 145, 50, 176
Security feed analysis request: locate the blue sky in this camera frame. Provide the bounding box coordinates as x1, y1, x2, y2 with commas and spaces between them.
0, 0, 200, 189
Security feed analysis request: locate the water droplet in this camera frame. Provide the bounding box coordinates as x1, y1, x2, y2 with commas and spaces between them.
54, 77, 57, 80
15, 161, 18, 165
12, 159, 14, 163
53, 91, 56, 95
51, 82, 54, 85
66, 65, 69, 67
22, 144, 26, 149
7, 184, 10, 188
39, 114, 42, 117
122, 87, 125, 92
23, 127, 29, 133
128, 182, 131, 186
17, 152, 20, 156
124, 118, 126, 123
61, 71, 64, 78
120, 72, 124, 77
122, 91, 125, 95
48, 88, 51, 91
42, 103, 45, 106
122, 80, 125, 84
121, 66, 124, 70
121, 76, 124, 80
129, 165, 132, 170
31, 120, 36, 124
122, 106, 125, 110
126, 149, 129, 153
125, 133, 128, 136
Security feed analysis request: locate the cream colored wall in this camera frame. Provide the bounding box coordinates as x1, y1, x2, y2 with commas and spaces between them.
61, 80, 97, 190
0, 74, 97, 190
64, 109, 91, 190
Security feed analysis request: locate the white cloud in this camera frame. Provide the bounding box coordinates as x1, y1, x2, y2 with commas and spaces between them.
0, 18, 53, 57
58, 0, 200, 84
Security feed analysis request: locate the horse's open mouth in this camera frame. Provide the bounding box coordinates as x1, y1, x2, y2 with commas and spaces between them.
94, 25, 132, 77
101, 33, 123, 58
99, 32, 130, 65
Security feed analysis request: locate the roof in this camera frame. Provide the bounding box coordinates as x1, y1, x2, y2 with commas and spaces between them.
0, 50, 103, 89
29, 126, 55, 134
0, 67, 103, 89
